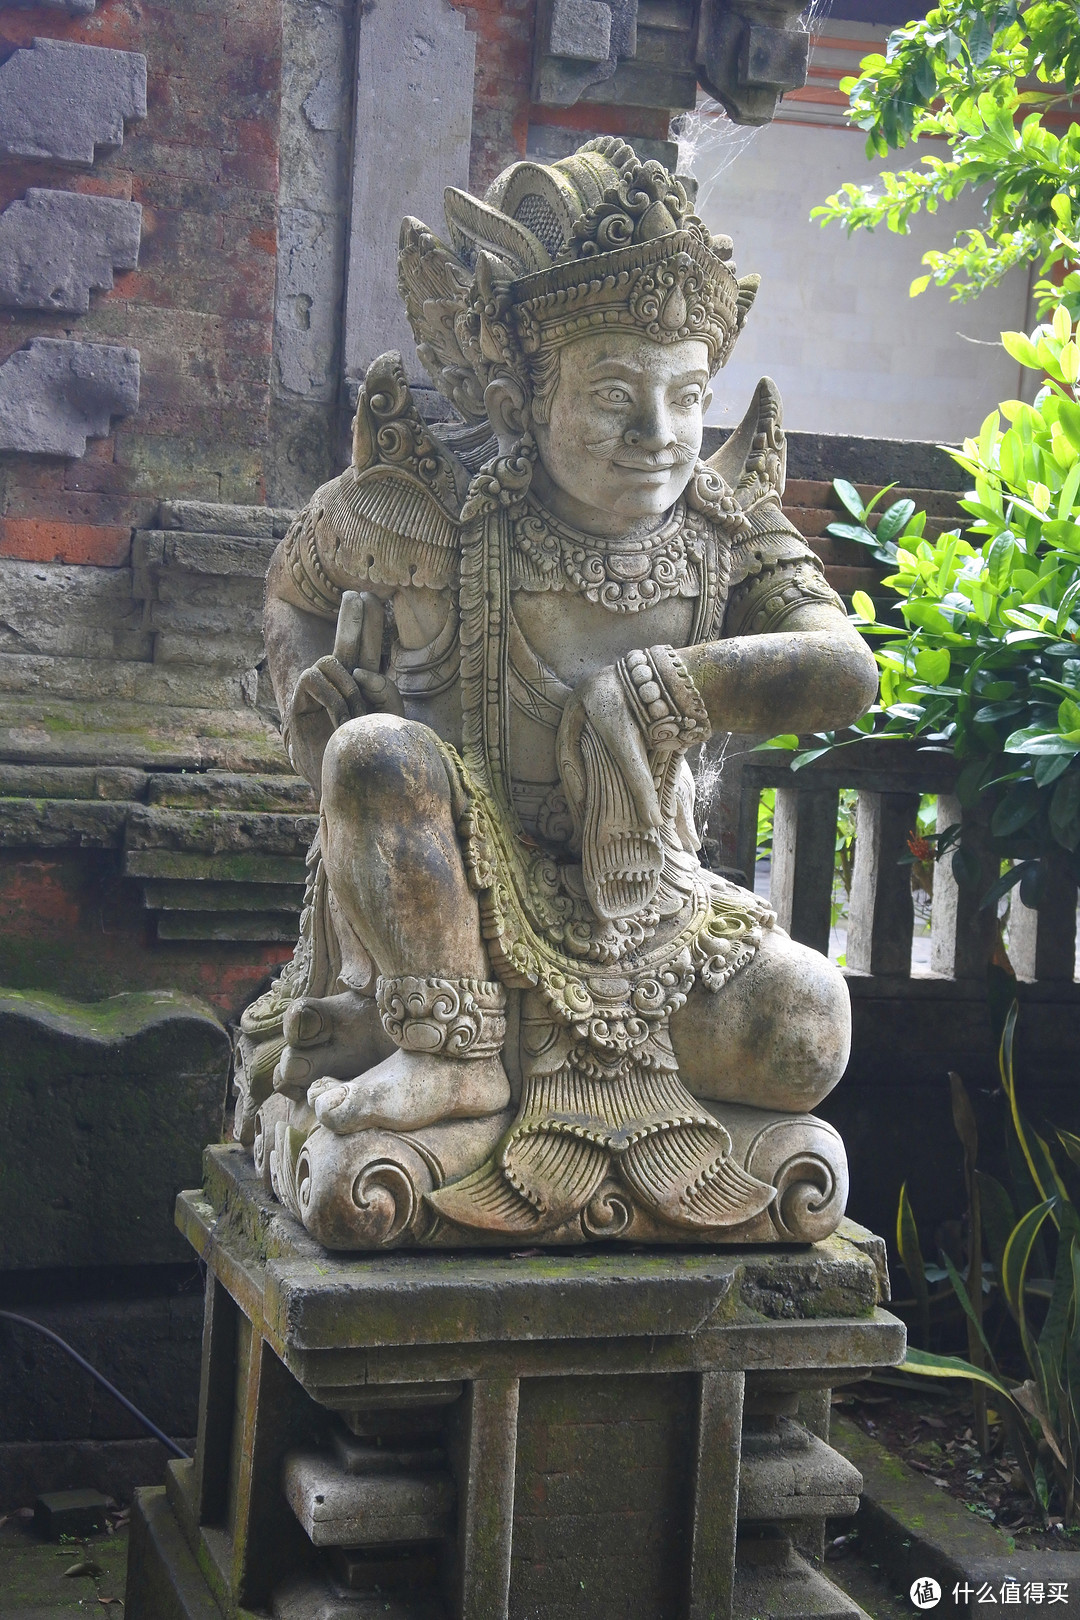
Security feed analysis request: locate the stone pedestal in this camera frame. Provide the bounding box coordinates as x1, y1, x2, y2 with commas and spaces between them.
125, 1145, 904, 1620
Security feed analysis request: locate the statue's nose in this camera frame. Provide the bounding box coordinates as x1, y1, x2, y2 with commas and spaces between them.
625, 401, 674, 449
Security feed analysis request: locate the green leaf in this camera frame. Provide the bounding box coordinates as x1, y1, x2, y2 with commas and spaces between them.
1000, 1004, 1058, 1220
941, 1251, 997, 1367
826, 521, 874, 544
978, 861, 1032, 910
1035, 752, 1074, 786
897, 1182, 930, 1348
832, 478, 866, 522
991, 780, 1041, 836
1050, 771, 1080, 851
986, 531, 1016, 590
1002, 331, 1044, 370
978, 1170, 1017, 1284
877, 498, 918, 544
790, 746, 837, 770
904, 599, 952, 633
968, 11, 993, 63
1002, 1199, 1058, 1360
952, 844, 982, 889
1059, 697, 1080, 733
1004, 727, 1080, 755
1019, 861, 1047, 909
956, 759, 991, 808
900, 1347, 1022, 1404
973, 701, 1025, 722
1056, 398, 1080, 452
852, 589, 877, 621
1037, 1231, 1077, 1373
915, 647, 951, 684
754, 734, 799, 752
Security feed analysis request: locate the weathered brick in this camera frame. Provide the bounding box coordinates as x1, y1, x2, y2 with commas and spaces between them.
0, 518, 131, 566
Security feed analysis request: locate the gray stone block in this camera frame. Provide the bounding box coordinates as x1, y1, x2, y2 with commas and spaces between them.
344, 0, 475, 384
34, 1489, 110, 1540
0, 987, 229, 1269
0, 37, 146, 166
0, 189, 142, 313
739, 22, 810, 89
550, 0, 611, 61
0, 338, 140, 456
0, 1294, 203, 1449
0, 560, 141, 660
0, 1, 96, 11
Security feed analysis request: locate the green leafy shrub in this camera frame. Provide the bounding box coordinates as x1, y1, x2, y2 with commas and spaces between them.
898, 1005, 1080, 1524
768, 308, 1080, 904
811, 0, 1080, 311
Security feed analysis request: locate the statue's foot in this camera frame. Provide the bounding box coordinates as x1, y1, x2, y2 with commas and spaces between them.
276, 991, 394, 1095
309, 1048, 511, 1136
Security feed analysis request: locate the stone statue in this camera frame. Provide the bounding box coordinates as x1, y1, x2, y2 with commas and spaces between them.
234, 138, 878, 1250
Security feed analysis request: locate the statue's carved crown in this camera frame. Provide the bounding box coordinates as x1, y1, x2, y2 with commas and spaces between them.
398, 138, 759, 424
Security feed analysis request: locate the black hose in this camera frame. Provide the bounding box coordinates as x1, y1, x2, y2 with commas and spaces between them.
0, 1309, 191, 1461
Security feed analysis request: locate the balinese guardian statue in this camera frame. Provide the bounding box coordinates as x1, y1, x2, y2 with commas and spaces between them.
235, 139, 878, 1249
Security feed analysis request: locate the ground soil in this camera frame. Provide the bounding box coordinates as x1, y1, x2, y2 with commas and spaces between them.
833, 1376, 1080, 1553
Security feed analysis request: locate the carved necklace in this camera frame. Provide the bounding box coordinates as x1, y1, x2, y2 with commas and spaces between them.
510, 493, 704, 613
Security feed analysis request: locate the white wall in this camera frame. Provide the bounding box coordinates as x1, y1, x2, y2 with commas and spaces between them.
694, 113, 1032, 442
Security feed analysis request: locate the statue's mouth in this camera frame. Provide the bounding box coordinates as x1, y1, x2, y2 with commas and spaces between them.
612, 456, 682, 475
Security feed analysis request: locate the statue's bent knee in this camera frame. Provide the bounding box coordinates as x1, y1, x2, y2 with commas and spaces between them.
322, 713, 452, 820
674, 932, 851, 1114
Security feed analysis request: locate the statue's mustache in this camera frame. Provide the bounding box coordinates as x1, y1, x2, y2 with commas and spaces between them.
586, 437, 694, 470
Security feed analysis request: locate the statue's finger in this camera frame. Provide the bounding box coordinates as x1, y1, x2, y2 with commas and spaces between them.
357, 590, 384, 673
355, 670, 404, 717
333, 590, 366, 670
295, 667, 351, 729
312, 655, 367, 712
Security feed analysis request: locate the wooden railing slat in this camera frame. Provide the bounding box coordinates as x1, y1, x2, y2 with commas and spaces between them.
929, 795, 998, 980
1008, 851, 1078, 983
846, 790, 920, 977
770, 785, 839, 956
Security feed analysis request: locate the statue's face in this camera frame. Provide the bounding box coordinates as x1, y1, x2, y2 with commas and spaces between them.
530, 330, 712, 532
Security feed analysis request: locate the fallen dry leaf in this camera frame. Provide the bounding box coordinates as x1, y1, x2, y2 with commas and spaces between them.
63, 1559, 102, 1578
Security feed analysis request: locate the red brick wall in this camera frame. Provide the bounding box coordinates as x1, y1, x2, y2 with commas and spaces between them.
0, 0, 282, 569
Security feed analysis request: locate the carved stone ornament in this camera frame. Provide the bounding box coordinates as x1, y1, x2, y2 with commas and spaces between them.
237, 136, 874, 1250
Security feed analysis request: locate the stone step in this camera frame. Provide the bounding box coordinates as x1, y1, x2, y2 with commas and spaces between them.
155, 911, 299, 942
146, 771, 312, 810
282, 1450, 455, 1548
125, 804, 317, 856
158, 499, 295, 539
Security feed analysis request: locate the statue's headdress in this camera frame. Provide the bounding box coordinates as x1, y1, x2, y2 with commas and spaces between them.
398, 138, 759, 426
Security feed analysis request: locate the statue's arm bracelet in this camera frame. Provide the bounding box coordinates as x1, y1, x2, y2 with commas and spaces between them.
616, 644, 711, 750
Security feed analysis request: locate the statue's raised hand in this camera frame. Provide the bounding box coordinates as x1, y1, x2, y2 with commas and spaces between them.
285, 590, 403, 789
556, 663, 663, 923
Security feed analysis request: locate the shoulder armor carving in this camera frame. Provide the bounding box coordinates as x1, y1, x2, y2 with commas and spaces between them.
706, 375, 786, 508
281, 355, 468, 612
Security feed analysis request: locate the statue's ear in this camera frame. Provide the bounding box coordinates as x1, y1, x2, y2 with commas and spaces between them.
484, 372, 530, 448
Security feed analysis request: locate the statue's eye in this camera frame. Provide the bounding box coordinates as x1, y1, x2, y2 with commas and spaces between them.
595, 385, 631, 404
674, 388, 702, 408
